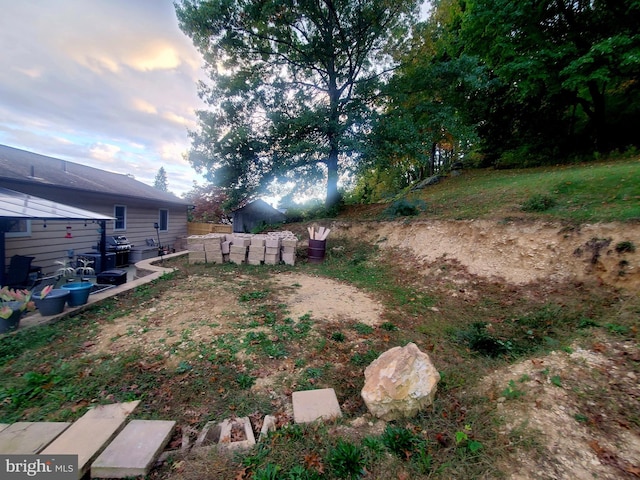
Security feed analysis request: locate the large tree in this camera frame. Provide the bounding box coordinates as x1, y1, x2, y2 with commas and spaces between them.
153, 166, 169, 192
176, 0, 420, 208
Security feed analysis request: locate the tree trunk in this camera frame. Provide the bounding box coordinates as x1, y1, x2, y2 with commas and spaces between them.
588, 80, 607, 151
325, 148, 340, 209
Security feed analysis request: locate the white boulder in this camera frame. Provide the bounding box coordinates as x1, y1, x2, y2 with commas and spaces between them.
361, 343, 440, 421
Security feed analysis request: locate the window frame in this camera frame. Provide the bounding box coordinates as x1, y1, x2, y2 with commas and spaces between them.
158, 209, 168, 232
114, 205, 127, 231
5, 219, 31, 238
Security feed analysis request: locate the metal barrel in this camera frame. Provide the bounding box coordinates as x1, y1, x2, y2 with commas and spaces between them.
307, 239, 326, 264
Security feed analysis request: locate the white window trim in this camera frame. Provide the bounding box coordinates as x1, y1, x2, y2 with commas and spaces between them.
5, 219, 31, 238
114, 205, 127, 231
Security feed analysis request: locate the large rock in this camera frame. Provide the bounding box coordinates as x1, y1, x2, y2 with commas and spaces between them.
361, 343, 440, 421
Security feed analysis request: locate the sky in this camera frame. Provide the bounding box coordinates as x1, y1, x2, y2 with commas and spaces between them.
0, 0, 208, 197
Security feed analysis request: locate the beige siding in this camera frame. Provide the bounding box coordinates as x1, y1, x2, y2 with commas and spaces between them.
4, 192, 187, 276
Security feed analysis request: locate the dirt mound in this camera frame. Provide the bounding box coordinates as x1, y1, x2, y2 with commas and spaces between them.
326, 219, 640, 291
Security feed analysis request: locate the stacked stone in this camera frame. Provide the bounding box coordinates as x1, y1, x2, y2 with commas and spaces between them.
280, 235, 297, 266
187, 231, 298, 265
187, 235, 206, 264
229, 234, 251, 264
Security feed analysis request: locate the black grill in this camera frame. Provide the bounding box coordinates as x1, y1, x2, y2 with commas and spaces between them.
105, 235, 132, 252
104, 236, 131, 267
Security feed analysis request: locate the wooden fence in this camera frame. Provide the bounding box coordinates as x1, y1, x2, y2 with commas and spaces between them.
187, 223, 233, 236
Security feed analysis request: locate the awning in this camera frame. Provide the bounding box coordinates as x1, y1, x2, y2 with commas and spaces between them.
0, 187, 114, 287
0, 187, 113, 221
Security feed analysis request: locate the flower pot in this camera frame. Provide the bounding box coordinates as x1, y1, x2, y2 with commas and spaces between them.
61, 282, 93, 307
0, 301, 23, 334
33, 289, 70, 316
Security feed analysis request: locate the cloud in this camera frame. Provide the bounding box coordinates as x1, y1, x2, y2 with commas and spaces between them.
0, 0, 208, 196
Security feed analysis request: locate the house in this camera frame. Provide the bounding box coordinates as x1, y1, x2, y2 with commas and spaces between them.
0, 144, 190, 276
232, 199, 286, 233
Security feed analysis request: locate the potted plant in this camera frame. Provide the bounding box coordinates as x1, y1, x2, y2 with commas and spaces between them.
33, 285, 70, 316
0, 287, 35, 333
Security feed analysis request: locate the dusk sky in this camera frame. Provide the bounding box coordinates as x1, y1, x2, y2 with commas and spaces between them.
0, 0, 208, 196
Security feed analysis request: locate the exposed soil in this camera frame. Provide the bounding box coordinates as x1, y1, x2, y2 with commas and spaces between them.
92, 219, 639, 479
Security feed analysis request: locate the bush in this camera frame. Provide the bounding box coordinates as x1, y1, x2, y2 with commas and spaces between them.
521, 194, 557, 212
384, 199, 426, 218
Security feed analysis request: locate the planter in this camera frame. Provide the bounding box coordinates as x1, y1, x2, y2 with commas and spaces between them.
33, 289, 70, 316
61, 282, 93, 307
0, 301, 23, 334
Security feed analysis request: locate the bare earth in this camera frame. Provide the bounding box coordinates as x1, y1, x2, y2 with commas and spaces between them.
92, 219, 639, 479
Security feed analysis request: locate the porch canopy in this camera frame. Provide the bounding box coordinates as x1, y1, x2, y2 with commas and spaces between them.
0, 187, 114, 286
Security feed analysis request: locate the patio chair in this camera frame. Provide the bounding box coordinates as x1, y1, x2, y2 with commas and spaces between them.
3, 255, 35, 289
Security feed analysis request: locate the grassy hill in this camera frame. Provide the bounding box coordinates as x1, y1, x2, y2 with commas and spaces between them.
340, 157, 640, 224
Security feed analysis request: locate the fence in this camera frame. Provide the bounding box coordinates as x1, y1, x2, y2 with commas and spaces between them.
187, 223, 233, 236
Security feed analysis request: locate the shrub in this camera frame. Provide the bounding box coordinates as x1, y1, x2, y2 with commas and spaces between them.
383, 199, 426, 218
521, 194, 556, 212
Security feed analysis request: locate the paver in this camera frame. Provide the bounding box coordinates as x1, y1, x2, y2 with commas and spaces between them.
91, 420, 175, 478
0, 424, 9, 433
41, 401, 139, 479
292, 388, 342, 424
0, 422, 70, 454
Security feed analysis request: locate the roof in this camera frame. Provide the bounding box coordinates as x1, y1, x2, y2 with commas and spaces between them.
0, 144, 189, 206
0, 187, 113, 221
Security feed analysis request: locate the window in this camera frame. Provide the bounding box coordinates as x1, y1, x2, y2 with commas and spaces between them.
114, 205, 126, 230
5, 219, 31, 238
158, 209, 168, 231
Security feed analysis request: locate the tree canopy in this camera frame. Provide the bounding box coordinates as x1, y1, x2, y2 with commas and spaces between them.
153, 166, 169, 192
176, 0, 420, 208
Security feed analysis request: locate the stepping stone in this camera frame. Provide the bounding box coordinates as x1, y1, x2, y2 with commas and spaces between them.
41, 401, 139, 479
292, 388, 342, 424
91, 420, 175, 478
0, 422, 70, 454
0, 424, 10, 433
194, 417, 256, 451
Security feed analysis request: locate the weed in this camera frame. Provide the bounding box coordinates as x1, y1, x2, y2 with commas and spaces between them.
521, 194, 556, 212
253, 463, 281, 480
236, 373, 256, 389
350, 349, 379, 366
550, 375, 562, 387
574, 413, 589, 423
605, 323, 630, 335
380, 322, 398, 331
381, 425, 421, 459
351, 323, 374, 335
331, 331, 346, 342
239, 290, 270, 302
615, 241, 636, 254
328, 439, 366, 479
501, 380, 525, 400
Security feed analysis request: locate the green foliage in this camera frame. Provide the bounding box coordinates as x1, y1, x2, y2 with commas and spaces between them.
381, 425, 423, 459
331, 331, 346, 342
501, 380, 525, 400
176, 0, 420, 207
253, 463, 281, 480
383, 198, 427, 218
615, 241, 636, 254
350, 349, 379, 367
521, 194, 557, 212
327, 439, 366, 479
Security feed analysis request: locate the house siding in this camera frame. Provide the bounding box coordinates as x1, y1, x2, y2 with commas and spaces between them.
0, 174, 188, 276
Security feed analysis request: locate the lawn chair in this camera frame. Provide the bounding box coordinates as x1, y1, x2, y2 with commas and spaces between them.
3, 255, 36, 289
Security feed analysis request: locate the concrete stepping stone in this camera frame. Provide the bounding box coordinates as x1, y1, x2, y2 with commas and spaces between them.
40, 401, 139, 479
195, 417, 256, 451
292, 388, 342, 424
0, 422, 70, 454
0, 424, 9, 433
91, 420, 175, 478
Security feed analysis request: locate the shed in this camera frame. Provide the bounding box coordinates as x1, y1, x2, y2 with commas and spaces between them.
232, 199, 286, 233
